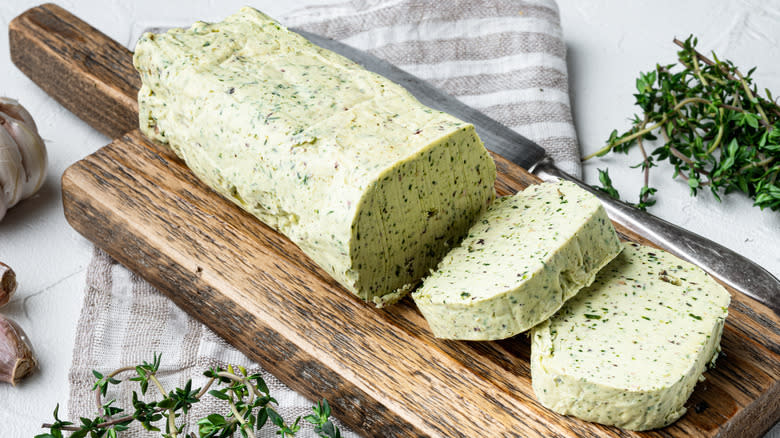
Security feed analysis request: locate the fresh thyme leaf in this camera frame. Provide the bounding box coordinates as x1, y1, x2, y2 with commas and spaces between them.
585, 35, 780, 211
307, 399, 342, 438
595, 168, 621, 200
39, 353, 343, 438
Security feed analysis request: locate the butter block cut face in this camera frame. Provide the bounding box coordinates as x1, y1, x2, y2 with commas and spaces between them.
531, 243, 731, 431
412, 181, 622, 340
133, 7, 496, 305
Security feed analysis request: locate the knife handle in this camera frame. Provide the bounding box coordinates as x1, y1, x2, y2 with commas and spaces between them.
533, 159, 779, 315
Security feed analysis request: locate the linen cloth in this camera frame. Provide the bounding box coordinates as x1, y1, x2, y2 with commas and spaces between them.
68, 0, 579, 436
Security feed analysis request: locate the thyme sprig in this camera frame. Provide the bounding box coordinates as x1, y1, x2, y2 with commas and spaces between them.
36, 353, 343, 438
586, 35, 780, 211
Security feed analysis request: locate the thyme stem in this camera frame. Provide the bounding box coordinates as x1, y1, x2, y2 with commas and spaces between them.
583, 97, 711, 160
147, 374, 178, 438
707, 109, 725, 154
38, 355, 344, 438
636, 115, 652, 203
736, 69, 772, 129
591, 35, 780, 211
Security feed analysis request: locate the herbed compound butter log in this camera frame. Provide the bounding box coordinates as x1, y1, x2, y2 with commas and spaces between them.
531, 242, 731, 431
412, 181, 622, 340
133, 7, 496, 306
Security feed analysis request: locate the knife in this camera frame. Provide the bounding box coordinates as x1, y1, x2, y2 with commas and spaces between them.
293, 29, 779, 315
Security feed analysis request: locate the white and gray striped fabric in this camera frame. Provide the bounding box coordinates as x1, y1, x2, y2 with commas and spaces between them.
69, 248, 359, 437
68, 1, 579, 436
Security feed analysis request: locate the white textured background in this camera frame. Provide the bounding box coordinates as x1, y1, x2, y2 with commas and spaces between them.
0, 1, 777, 437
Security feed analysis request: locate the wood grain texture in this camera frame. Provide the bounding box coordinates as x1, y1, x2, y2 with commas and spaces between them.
61, 130, 780, 438
11, 3, 779, 437
9, 3, 139, 139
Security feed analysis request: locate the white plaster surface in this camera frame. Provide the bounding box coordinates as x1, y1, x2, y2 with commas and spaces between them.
0, 1, 776, 436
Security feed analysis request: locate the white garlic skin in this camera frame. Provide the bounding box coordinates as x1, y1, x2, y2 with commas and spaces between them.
0, 98, 47, 221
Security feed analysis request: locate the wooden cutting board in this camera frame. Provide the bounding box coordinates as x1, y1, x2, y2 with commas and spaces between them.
10, 4, 779, 437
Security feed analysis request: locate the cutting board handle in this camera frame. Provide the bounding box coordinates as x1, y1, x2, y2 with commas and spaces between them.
9, 3, 140, 138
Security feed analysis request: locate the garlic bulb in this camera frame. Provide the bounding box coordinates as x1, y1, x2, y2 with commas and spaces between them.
0, 98, 47, 221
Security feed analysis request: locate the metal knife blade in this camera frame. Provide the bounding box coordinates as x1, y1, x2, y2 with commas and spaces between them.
294, 29, 779, 315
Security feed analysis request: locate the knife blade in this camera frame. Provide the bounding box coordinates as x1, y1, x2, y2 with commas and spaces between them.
293, 29, 779, 315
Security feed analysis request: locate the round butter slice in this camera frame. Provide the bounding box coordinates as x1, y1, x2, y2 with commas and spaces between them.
531, 242, 731, 431
412, 181, 623, 340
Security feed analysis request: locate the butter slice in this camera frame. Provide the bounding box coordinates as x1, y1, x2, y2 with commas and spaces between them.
133, 8, 496, 305
412, 181, 622, 340
531, 243, 731, 431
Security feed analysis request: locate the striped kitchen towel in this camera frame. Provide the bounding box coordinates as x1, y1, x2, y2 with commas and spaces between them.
68, 1, 578, 436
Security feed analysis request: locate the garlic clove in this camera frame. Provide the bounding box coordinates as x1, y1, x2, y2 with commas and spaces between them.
0, 123, 24, 215
0, 262, 16, 308
0, 97, 37, 132
0, 314, 38, 385
0, 98, 47, 222
0, 112, 47, 197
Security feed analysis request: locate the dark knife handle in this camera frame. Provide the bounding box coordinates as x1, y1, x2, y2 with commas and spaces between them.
534, 159, 780, 315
